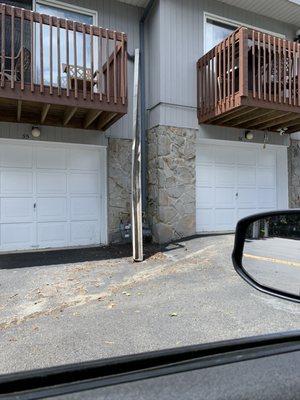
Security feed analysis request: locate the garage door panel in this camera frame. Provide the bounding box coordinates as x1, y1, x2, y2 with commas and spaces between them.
69, 149, 99, 171
36, 172, 67, 194
196, 141, 284, 233
257, 168, 276, 187
196, 144, 213, 164
1, 144, 32, 168
37, 198, 67, 222
215, 187, 235, 206
70, 197, 99, 221
196, 187, 214, 207
36, 147, 67, 170
237, 208, 257, 220
1, 198, 33, 223
237, 167, 256, 186
215, 209, 235, 230
196, 165, 213, 186
1, 223, 35, 249
258, 150, 276, 167
237, 188, 257, 207
215, 166, 235, 186
237, 149, 256, 165
69, 173, 99, 194
37, 222, 68, 247
196, 209, 213, 232
70, 221, 99, 245
1, 170, 33, 194
214, 146, 236, 164
258, 188, 276, 207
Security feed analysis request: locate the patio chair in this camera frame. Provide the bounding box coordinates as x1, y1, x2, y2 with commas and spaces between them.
0, 47, 31, 82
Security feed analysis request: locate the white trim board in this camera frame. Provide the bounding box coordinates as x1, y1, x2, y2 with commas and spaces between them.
33, 0, 98, 25
203, 12, 285, 53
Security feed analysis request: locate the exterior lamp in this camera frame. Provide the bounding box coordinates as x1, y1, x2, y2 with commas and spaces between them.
31, 126, 41, 138
245, 131, 253, 140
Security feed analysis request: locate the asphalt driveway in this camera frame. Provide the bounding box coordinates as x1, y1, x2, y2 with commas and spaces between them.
0, 234, 299, 375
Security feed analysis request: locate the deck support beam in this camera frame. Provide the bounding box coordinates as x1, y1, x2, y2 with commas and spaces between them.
84, 109, 103, 129
41, 103, 50, 124
63, 107, 77, 126
97, 112, 117, 130
17, 100, 22, 122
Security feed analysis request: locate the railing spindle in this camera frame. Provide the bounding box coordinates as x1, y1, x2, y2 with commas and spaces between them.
222, 40, 225, 102
273, 36, 276, 102
57, 18, 61, 96
258, 32, 261, 99
1, 4, 5, 88
212, 48, 215, 110
49, 16, 53, 94
73, 21, 78, 98
231, 33, 235, 106
39, 13, 44, 93
98, 29, 103, 101
30, 11, 34, 92
293, 41, 296, 106
288, 40, 291, 105
268, 35, 271, 101
227, 36, 230, 104
90, 25, 94, 101
263, 33, 266, 100
278, 38, 282, 103
298, 43, 300, 107
106, 28, 110, 103
113, 31, 117, 104
214, 45, 217, 109
252, 30, 255, 98
66, 19, 69, 97
20, 8, 24, 91
283, 39, 287, 103
207, 54, 211, 112
82, 23, 86, 99
11, 6, 14, 89
121, 32, 125, 104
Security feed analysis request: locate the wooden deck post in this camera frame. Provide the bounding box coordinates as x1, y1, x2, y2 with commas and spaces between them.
239, 27, 248, 98
131, 48, 143, 262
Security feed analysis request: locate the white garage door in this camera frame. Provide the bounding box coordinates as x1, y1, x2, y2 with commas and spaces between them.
0, 139, 107, 251
196, 140, 288, 233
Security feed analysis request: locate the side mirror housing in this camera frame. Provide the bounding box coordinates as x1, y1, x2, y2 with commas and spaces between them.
232, 210, 300, 303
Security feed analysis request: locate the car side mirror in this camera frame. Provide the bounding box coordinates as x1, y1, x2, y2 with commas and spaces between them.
232, 210, 300, 303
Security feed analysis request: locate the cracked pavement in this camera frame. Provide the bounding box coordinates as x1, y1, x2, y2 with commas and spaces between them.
0, 234, 299, 375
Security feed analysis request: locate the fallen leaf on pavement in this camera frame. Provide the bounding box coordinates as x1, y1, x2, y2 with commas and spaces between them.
169, 312, 178, 317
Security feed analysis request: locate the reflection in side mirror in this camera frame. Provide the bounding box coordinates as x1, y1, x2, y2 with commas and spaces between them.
232, 210, 300, 303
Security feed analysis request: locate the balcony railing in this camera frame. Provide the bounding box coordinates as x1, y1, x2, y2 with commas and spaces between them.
197, 27, 300, 134
0, 3, 127, 130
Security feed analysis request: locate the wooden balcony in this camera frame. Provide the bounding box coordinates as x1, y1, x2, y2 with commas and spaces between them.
197, 27, 300, 134
0, 3, 127, 131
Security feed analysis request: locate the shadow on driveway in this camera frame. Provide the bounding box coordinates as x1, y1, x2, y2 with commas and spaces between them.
0, 243, 163, 269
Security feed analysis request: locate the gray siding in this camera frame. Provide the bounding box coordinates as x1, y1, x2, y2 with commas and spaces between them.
0, 122, 107, 146
146, 0, 297, 132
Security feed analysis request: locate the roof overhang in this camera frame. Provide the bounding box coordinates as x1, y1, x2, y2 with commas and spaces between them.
118, 0, 300, 27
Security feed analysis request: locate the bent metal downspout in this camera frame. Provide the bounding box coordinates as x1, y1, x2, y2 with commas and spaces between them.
139, 0, 156, 213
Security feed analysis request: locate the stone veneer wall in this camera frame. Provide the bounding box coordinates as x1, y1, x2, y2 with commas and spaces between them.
288, 139, 300, 208
147, 126, 196, 244
108, 138, 132, 243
